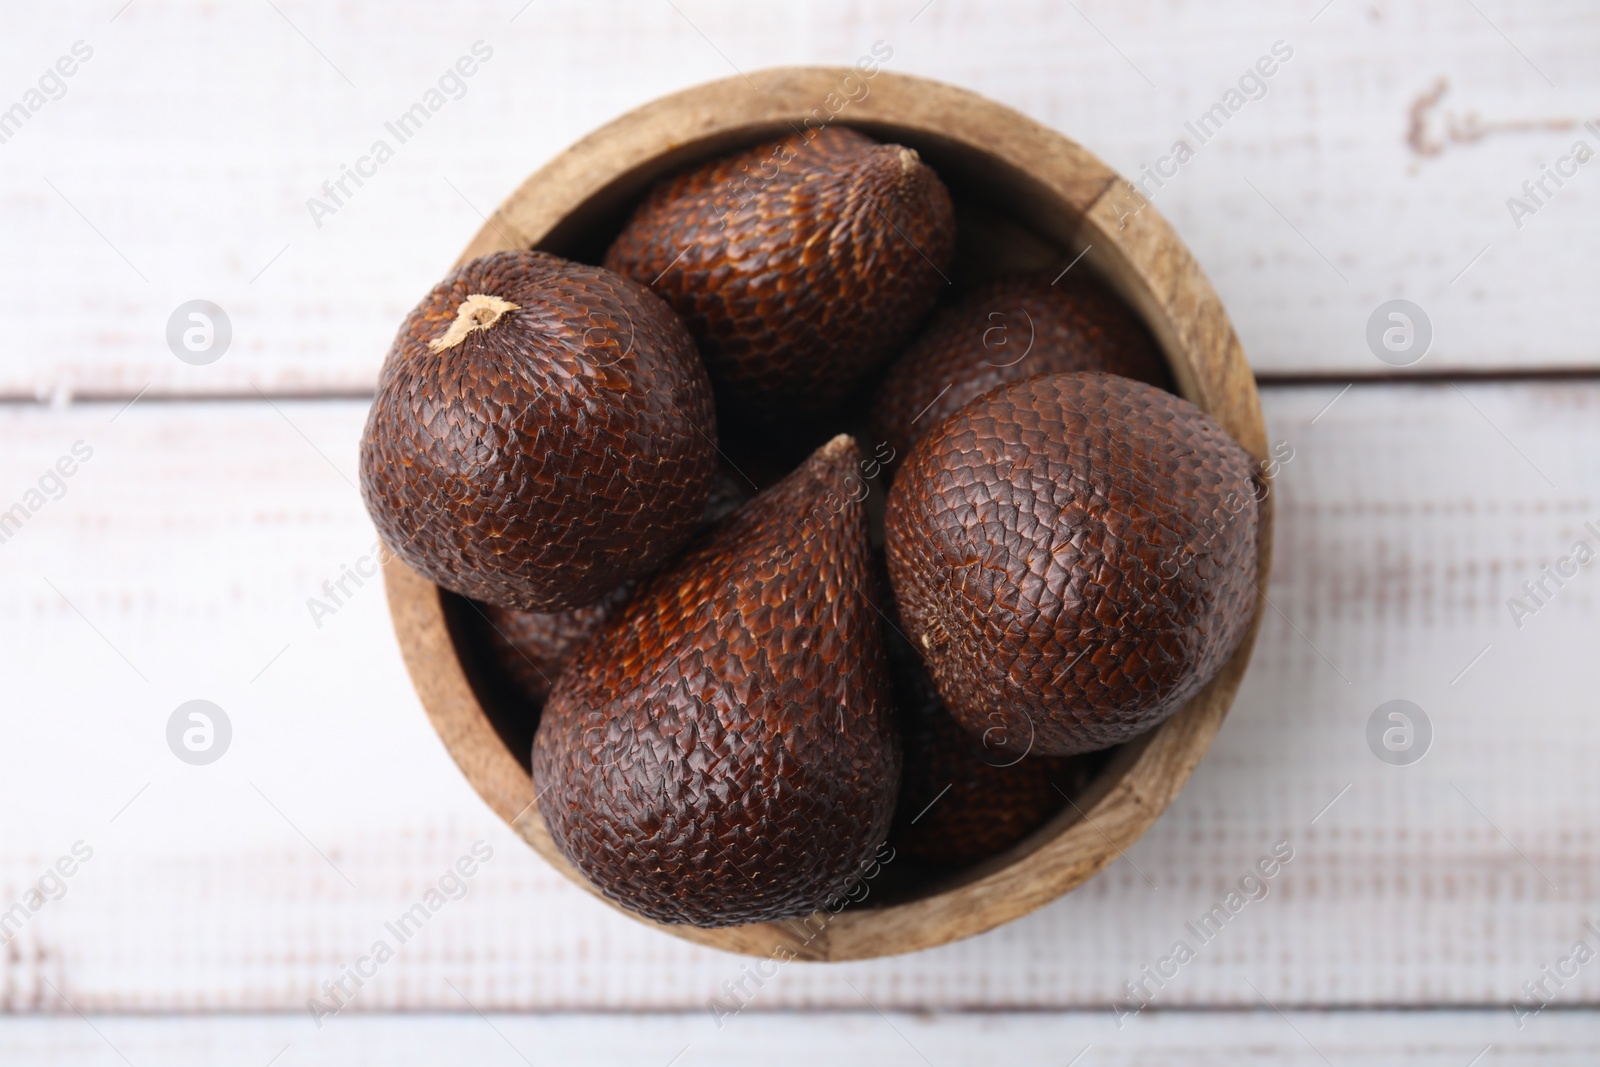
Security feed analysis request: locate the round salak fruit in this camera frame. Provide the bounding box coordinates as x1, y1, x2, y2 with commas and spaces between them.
604, 127, 955, 416
885, 372, 1260, 757
871, 273, 1171, 471
882, 593, 1106, 869
360, 249, 717, 612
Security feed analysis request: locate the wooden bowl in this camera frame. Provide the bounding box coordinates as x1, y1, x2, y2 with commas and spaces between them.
382, 67, 1272, 961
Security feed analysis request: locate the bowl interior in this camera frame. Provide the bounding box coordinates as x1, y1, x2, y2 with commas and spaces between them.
446, 121, 1178, 909
392, 67, 1270, 961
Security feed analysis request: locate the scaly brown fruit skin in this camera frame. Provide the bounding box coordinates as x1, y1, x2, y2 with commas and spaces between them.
871, 274, 1171, 470
466, 582, 636, 710
465, 465, 753, 710
603, 127, 956, 415
884, 605, 1102, 869
533, 436, 901, 927
698, 460, 758, 528
885, 373, 1259, 757
360, 250, 718, 612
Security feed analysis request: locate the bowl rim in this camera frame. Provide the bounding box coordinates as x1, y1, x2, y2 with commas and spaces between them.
381, 65, 1274, 962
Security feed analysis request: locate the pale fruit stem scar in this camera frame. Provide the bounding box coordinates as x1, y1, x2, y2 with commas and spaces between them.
428, 293, 520, 352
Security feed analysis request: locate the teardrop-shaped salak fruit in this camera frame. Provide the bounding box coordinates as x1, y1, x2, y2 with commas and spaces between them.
532, 435, 901, 927
603, 127, 955, 415
883, 602, 1106, 869
360, 250, 718, 612
886, 372, 1259, 757
872, 273, 1170, 471
463, 581, 636, 712
463, 464, 753, 712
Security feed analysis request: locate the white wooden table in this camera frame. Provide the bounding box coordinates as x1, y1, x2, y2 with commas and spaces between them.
2, 1, 1598, 1063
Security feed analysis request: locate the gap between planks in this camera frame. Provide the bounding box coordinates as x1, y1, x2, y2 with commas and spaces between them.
6, 369, 1600, 407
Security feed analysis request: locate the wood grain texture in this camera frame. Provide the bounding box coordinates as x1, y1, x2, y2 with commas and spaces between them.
4, 1011, 1598, 1066
1, 1, 1596, 400
0, 385, 1596, 1010
2, 0, 1597, 1028
377, 66, 1270, 960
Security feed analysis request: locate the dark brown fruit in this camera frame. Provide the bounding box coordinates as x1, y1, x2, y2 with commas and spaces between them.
465, 582, 635, 710
871, 274, 1170, 469
603, 127, 955, 415
884, 605, 1103, 869
699, 459, 758, 527
532, 435, 901, 927
464, 464, 753, 711
360, 250, 718, 612
885, 373, 1259, 757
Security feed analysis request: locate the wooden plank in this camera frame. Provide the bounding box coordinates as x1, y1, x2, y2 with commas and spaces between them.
2, 382, 1599, 1011
1, 1, 1596, 399
2, 1011, 1598, 1066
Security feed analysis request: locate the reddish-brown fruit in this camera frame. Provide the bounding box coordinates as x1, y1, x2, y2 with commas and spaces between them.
532, 435, 901, 927
871, 274, 1170, 469
884, 606, 1103, 869
885, 373, 1259, 757
603, 127, 955, 414
465, 582, 635, 711
698, 459, 758, 527
464, 464, 753, 711
360, 250, 718, 612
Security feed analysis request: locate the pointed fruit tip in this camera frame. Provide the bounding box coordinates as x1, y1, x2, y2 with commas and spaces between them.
818, 433, 859, 463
